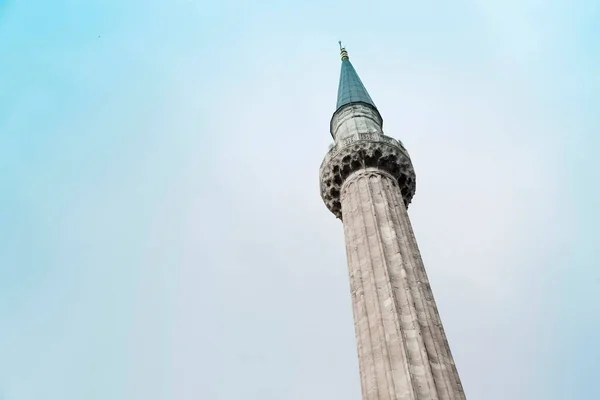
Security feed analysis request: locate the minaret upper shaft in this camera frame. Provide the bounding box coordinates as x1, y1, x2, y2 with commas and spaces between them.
330, 44, 384, 141
321, 45, 416, 219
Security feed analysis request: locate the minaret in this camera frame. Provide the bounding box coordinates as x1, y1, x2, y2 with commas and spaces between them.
319, 44, 466, 400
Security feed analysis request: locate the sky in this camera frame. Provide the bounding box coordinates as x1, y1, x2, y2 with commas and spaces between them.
0, 0, 599, 399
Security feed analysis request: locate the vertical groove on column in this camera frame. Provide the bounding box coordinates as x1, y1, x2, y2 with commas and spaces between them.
393, 186, 465, 398
364, 174, 403, 399
370, 173, 427, 399
393, 184, 448, 394
385, 177, 466, 400
343, 188, 369, 400
345, 179, 380, 399
366, 173, 416, 400
345, 239, 370, 397
373, 174, 437, 399
382, 177, 447, 398
355, 174, 392, 399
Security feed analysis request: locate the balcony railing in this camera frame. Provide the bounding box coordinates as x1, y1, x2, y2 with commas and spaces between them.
321, 132, 409, 170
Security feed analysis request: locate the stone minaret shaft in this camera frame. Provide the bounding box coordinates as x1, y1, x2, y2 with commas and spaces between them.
319, 45, 466, 400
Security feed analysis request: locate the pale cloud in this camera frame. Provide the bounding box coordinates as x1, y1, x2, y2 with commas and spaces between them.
148, 32, 569, 398
0, 1, 596, 400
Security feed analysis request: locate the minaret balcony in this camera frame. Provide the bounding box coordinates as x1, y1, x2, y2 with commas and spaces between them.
319, 132, 416, 219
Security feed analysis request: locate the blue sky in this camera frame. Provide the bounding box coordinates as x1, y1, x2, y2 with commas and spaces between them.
1, 1, 599, 399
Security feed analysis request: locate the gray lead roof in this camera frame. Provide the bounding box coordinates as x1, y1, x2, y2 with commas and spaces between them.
336, 57, 376, 110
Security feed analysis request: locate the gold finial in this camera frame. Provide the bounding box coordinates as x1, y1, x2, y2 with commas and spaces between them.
339, 41, 349, 60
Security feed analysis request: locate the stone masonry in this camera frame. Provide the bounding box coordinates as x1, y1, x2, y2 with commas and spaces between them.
319, 46, 466, 400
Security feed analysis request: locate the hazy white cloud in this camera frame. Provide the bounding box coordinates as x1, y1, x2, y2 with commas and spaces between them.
135, 31, 571, 398
1, 1, 597, 400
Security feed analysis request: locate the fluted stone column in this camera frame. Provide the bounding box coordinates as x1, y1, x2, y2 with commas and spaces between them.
319, 103, 466, 400
342, 169, 464, 400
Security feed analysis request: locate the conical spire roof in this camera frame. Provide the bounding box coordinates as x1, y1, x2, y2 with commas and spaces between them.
336, 44, 376, 110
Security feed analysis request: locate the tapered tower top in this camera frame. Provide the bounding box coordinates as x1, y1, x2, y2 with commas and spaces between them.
321, 44, 416, 218
336, 42, 376, 111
